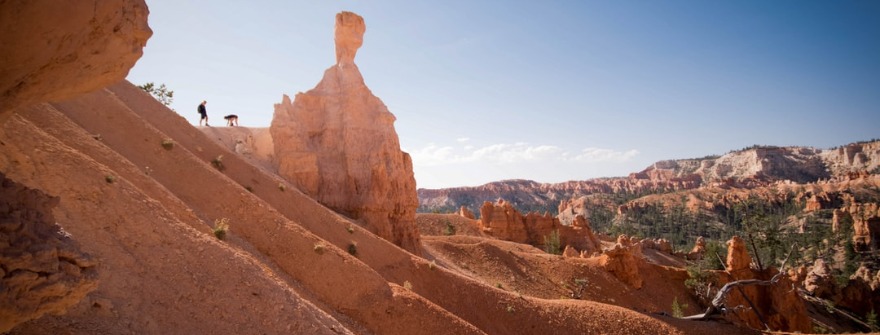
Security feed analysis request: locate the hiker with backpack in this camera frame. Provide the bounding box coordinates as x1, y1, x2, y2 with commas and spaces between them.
197, 100, 209, 126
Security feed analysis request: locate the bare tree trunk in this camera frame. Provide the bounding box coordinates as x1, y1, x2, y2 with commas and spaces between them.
680, 244, 796, 324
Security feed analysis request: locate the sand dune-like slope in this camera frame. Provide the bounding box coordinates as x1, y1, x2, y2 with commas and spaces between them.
1, 80, 755, 334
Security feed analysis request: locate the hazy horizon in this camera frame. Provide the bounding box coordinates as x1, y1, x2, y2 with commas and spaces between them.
127, 1, 880, 189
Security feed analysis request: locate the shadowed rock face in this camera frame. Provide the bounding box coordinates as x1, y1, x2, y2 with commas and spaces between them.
0, 173, 98, 333
271, 11, 420, 253
0, 0, 150, 331
0, 0, 151, 115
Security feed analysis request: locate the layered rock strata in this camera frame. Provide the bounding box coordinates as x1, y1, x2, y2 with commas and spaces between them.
270, 11, 420, 253
0, 173, 98, 332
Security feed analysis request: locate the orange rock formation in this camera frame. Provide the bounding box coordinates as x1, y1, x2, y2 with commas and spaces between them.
719, 236, 812, 332
0, 174, 98, 333
726, 236, 750, 271
599, 236, 644, 288
458, 205, 475, 219
270, 11, 420, 253
687, 236, 706, 260
479, 199, 601, 254
0, 1, 149, 331
0, 0, 151, 115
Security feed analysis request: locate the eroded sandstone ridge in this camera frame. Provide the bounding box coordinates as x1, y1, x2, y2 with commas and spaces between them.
270, 12, 420, 253
0, 0, 151, 115
0, 173, 98, 333
479, 199, 601, 254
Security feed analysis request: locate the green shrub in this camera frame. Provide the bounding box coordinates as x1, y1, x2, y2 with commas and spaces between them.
161, 138, 174, 150
313, 243, 325, 255
444, 220, 456, 236
866, 309, 878, 331
825, 300, 836, 314
347, 242, 358, 257
138, 82, 174, 106
278, 183, 286, 191
211, 155, 225, 171
347, 225, 355, 234
213, 218, 230, 240
567, 278, 588, 299
403, 280, 413, 290
671, 297, 687, 318
105, 175, 116, 184
543, 230, 562, 255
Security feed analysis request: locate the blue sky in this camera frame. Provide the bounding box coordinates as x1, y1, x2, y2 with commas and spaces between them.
127, 1, 880, 189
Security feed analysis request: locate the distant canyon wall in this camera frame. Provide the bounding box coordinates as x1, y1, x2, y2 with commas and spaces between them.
418, 141, 880, 214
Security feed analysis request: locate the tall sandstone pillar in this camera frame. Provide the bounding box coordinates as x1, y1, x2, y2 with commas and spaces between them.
270, 12, 420, 253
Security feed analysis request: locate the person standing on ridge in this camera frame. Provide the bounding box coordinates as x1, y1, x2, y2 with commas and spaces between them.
197, 100, 209, 126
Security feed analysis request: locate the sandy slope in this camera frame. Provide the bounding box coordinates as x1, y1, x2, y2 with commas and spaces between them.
418, 215, 760, 335
1, 109, 352, 334
2, 80, 759, 334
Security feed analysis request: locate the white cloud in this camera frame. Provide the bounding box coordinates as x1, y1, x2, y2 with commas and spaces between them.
409, 143, 456, 166
456, 137, 470, 143
408, 141, 638, 166
471, 143, 563, 163
571, 148, 640, 162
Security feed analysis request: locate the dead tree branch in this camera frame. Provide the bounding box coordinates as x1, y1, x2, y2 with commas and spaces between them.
681, 243, 797, 324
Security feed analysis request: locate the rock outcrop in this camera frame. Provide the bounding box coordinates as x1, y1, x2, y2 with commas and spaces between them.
804, 188, 880, 251
458, 206, 475, 219
0, 173, 98, 332
599, 235, 643, 288
718, 236, 812, 332
687, 236, 706, 260
846, 202, 880, 251
334, 12, 365, 66
0, 1, 150, 330
726, 236, 751, 272
803, 258, 834, 297
199, 127, 276, 172
478, 199, 601, 254
0, 0, 151, 115
270, 11, 420, 253
838, 265, 880, 315
640, 237, 673, 254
